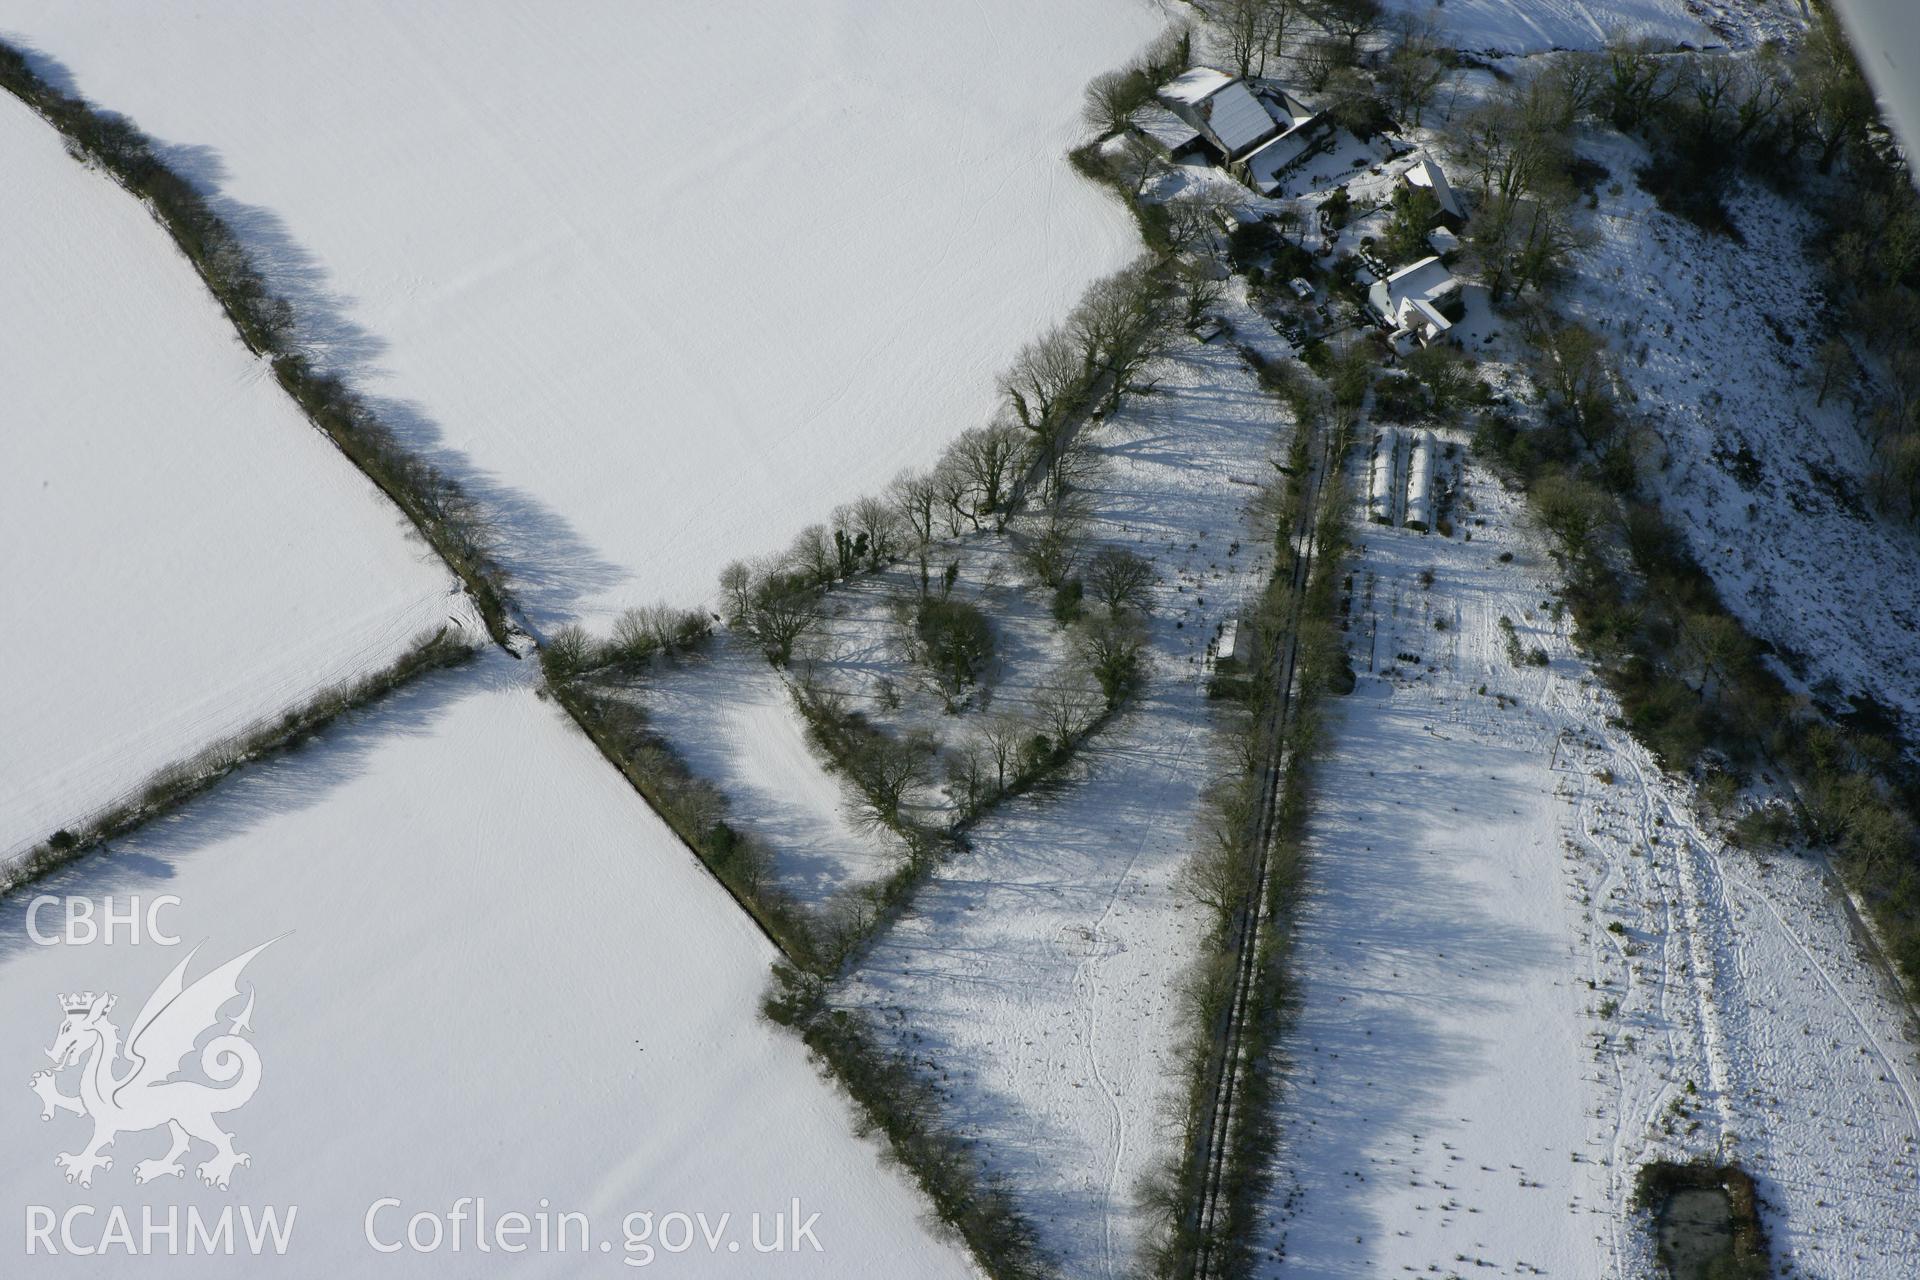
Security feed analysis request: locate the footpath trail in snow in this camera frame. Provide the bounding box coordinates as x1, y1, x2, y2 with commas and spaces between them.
1261, 449, 1920, 1276
0, 654, 978, 1278
0, 88, 471, 864
0, 0, 1167, 630
843, 326, 1292, 1278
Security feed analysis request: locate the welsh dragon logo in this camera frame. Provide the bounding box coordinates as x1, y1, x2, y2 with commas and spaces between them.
29, 939, 278, 1190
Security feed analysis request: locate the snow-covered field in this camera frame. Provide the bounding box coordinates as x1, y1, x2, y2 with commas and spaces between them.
622, 640, 909, 907
0, 91, 470, 864
1259, 448, 1920, 1276
1382, 0, 1801, 53
0, 656, 977, 1277
1561, 136, 1920, 747
843, 324, 1290, 1277
0, 0, 1166, 632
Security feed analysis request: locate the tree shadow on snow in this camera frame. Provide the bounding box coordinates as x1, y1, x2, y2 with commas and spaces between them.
1267, 700, 1570, 1273
0, 661, 500, 969
6, 40, 622, 632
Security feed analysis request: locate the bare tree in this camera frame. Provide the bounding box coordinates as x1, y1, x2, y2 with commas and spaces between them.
1211, 0, 1275, 78
945, 737, 991, 818
1813, 336, 1856, 408
1106, 132, 1163, 199
847, 729, 938, 829
1266, 0, 1305, 68
1477, 194, 1590, 300
742, 573, 822, 667
1599, 37, 1678, 133
788, 522, 838, 587
1309, 0, 1384, 61
1032, 673, 1106, 747
848, 493, 902, 570
1083, 67, 1153, 138
951, 419, 1026, 527
1071, 259, 1174, 413
1181, 779, 1257, 915
1792, 8, 1876, 173
718, 559, 756, 626
890, 469, 939, 595
1296, 36, 1351, 92
1530, 471, 1614, 552
1074, 611, 1149, 705
978, 713, 1030, 791
540, 624, 599, 681
608, 601, 709, 664
1680, 611, 1753, 701
1084, 545, 1155, 615
1162, 190, 1230, 255
1018, 493, 1088, 588
999, 326, 1085, 430
1177, 258, 1227, 331
1457, 76, 1572, 212
1545, 50, 1608, 119
1525, 316, 1619, 449
1379, 15, 1451, 127
932, 452, 977, 535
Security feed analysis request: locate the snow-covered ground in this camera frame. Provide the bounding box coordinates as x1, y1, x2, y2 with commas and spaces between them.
622, 639, 909, 907
1258, 446, 1920, 1276
0, 655, 978, 1278
0, 0, 1166, 632
1561, 135, 1920, 747
795, 540, 1076, 744
0, 91, 472, 865
843, 322, 1290, 1277
1831, 0, 1920, 171
1382, 0, 1801, 53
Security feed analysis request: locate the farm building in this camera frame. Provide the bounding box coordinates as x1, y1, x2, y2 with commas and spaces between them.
1213, 613, 1258, 671
1368, 429, 1400, 525
1157, 67, 1281, 163
1129, 103, 1210, 162
1402, 152, 1465, 229
1367, 256, 1463, 349
1154, 68, 1329, 194
1404, 431, 1437, 532
1242, 126, 1318, 194
1239, 88, 1329, 195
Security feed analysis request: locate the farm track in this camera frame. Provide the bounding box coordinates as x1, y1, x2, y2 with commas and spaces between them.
1182, 404, 1341, 1279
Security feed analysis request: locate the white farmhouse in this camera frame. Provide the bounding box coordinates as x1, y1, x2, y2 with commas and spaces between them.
1367, 256, 1463, 348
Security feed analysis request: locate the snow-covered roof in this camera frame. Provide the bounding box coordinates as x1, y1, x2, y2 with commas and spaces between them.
1159, 67, 1233, 106
1201, 80, 1280, 157
1260, 85, 1319, 128
1243, 125, 1315, 193
1369, 256, 1459, 333
1132, 103, 1201, 152
1404, 153, 1464, 221
1404, 296, 1454, 334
